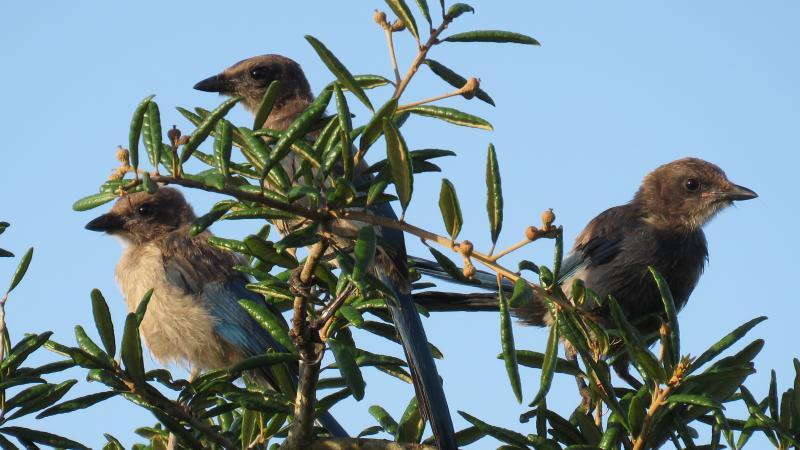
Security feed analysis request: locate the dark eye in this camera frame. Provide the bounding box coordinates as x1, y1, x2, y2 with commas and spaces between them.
685, 178, 700, 192
250, 66, 270, 80
137, 204, 153, 216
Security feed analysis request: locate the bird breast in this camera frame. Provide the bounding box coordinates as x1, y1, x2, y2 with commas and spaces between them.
114, 243, 240, 370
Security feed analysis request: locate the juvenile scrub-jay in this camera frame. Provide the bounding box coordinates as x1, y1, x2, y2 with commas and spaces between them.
194, 55, 458, 448
413, 158, 757, 384
85, 188, 347, 436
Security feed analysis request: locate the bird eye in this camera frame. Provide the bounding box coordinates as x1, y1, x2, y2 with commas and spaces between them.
137, 204, 153, 216
685, 178, 700, 192
250, 67, 270, 80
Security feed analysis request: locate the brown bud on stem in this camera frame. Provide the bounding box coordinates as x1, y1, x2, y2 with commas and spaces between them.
525, 226, 538, 241
167, 125, 181, 146
177, 135, 190, 146
390, 19, 406, 32
373, 9, 389, 29
460, 77, 480, 100
116, 146, 130, 164
541, 208, 555, 231
457, 240, 474, 257
462, 259, 476, 279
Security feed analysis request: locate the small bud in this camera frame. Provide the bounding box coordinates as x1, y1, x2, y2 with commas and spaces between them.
167, 125, 181, 145
460, 77, 480, 100
457, 240, 473, 257
462, 259, 476, 279
541, 208, 555, 231
109, 166, 127, 181
524, 225, 538, 241
373, 9, 389, 29
177, 135, 190, 146
390, 19, 406, 32
116, 146, 130, 164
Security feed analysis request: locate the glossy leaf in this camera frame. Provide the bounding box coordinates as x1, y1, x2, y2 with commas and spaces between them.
0, 426, 89, 450
498, 282, 522, 403
397, 397, 425, 443
438, 179, 463, 240
359, 98, 398, 154
508, 350, 583, 376
144, 101, 162, 169
424, 59, 494, 106
327, 337, 365, 400
239, 299, 294, 352
446, 3, 474, 19
352, 226, 376, 285
72, 192, 117, 211
383, 118, 414, 213
385, 0, 420, 42
334, 83, 354, 179
36, 391, 117, 419
120, 313, 146, 386
213, 119, 232, 177
529, 316, 558, 407
253, 80, 281, 129
128, 95, 155, 171
406, 105, 492, 130
444, 30, 541, 45
369, 405, 399, 435
306, 35, 373, 110
7, 247, 32, 294
180, 96, 242, 163
690, 316, 767, 374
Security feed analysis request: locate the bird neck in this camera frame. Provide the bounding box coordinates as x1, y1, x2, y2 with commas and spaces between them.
263, 96, 312, 131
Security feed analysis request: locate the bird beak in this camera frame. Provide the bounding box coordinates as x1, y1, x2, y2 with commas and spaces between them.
724, 183, 758, 201
193, 74, 233, 94
85, 213, 124, 232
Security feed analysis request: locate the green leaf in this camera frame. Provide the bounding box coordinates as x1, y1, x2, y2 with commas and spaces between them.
427, 247, 479, 285
7, 247, 32, 294
385, 0, 420, 42
213, 119, 232, 177
239, 299, 294, 352
498, 282, 522, 403
438, 178, 463, 240
128, 95, 155, 172
406, 105, 492, 130
690, 316, 767, 374
458, 411, 532, 448
359, 98, 398, 154
667, 394, 724, 409
74, 326, 113, 370
0, 426, 89, 449
143, 101, 162, 169
383, 118, 414, 214
36, 391, 117, 419
508, 279, 531, 310
444, 30, 541, 45
253, 80, 281, 129
263, 93, 331, 176
73, 192, 117, 211
414, 0, 432, 26
338, 305, 365, 328
120, 313, 146, 386
305, 35, 373, 110
529, 316, 558, 407
334, 84, 354, 179
509, 350, 583, 376
628, 392, 646, 435
369, 405, 399, 435
180, 96, 242, 163
141, 171, 157, 194
446, 3, 474, 19
134, 288, 153, 325
649, 266, 680, 370
327, 337, 365, 401
323, 74, 393, 92
244, 235, 298, 268
352, 226, 377, 284
424, 59, 494, 106
397, 397, 425, 443
189, 202, 232, 236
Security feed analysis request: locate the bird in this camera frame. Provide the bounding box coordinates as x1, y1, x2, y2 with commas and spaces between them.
412, 157, 758, 386
194, 54, 458, 449
85, 187, 348, 437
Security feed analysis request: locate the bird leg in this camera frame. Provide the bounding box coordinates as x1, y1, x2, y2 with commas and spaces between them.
613, 355, 643, 390
564, 342, 592, 410
166, 367, 203, 450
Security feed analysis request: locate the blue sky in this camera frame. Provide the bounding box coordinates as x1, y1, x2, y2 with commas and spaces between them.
0, 1, 797, 447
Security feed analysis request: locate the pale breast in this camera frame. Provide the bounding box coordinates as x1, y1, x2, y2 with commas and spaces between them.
114, 243, 241, 370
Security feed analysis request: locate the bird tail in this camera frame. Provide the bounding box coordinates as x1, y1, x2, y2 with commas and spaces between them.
410, 256, 514, 292
317, 410, 349, 438
374, 268, 458, 450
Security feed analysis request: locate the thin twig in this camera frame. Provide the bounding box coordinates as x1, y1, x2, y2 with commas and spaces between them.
393, 17, 453, 100
396, 88, 465, 111
384, 28, 402, 85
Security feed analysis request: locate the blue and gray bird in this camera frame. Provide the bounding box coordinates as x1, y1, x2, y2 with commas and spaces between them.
194, 55, 457, 448
85, 187, 347, 436
413, 157, 758, 385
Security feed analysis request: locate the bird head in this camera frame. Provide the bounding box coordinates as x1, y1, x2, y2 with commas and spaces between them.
85, 188, 196, 244
193, 54, 313, 114
633, 157, 757, 231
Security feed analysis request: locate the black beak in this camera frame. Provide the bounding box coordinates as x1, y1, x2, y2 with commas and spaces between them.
193, 74, 232, 93
85, 213, 124, 232
725, 183, 758, 201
